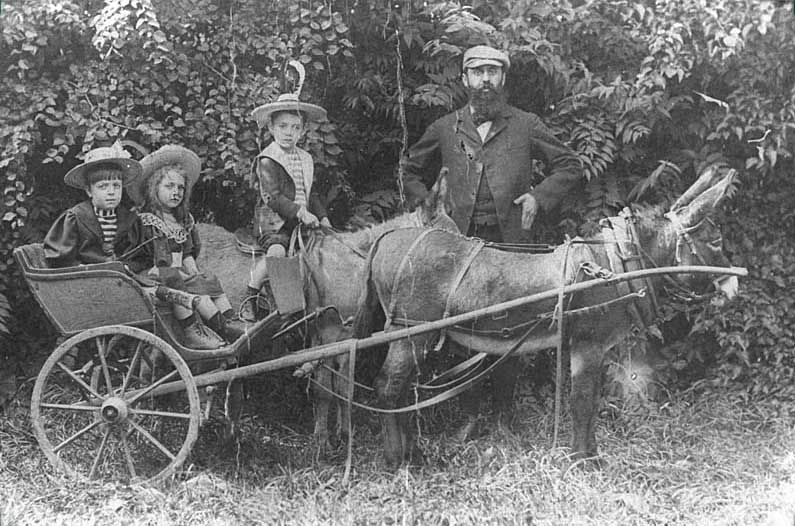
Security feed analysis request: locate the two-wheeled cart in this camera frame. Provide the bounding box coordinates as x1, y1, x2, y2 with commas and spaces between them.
14, 242, 747, 484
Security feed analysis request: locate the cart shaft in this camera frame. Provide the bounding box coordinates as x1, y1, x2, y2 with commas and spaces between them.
137, 264, 746, 398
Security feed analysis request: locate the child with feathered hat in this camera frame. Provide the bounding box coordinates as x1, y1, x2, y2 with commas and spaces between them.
238, 60, 331, 321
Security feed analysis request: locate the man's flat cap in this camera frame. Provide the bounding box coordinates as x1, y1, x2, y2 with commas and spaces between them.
462, 45, 510, 70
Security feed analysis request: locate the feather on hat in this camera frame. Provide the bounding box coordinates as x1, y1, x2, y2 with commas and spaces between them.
252, 60, 327, 127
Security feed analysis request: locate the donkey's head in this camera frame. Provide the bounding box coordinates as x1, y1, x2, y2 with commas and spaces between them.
662, 164, 738, 298
414, 167, 459, 233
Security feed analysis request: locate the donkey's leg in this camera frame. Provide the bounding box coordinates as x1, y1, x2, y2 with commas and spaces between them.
569, 339, 604, 462
311, 363, 334, 456
453, 341, 485, 441
333, 351, 352, 441
491, 355, 520, 420
374, 337, 427, 467
310, 321, 351, 457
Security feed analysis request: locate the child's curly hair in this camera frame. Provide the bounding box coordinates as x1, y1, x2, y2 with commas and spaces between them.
144, 163, 192, 225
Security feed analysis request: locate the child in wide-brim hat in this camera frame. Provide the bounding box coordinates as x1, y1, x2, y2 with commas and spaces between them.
44, 142, 147, 270
237, 92, 332, 321
127, 144, 247, 350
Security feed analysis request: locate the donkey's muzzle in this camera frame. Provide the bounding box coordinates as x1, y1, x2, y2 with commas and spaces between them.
715, 275, 739, 300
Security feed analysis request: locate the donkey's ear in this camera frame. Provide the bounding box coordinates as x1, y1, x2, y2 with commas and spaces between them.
424, 167, 452, 217
679, 168, 738, 226
670, 163, 725, 212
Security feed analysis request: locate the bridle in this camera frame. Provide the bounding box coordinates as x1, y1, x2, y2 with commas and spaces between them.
636, 207, 726, 300
664, 210, 717, 267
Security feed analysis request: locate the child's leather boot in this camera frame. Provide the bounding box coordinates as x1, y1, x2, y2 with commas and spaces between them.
182, 317, 225, 349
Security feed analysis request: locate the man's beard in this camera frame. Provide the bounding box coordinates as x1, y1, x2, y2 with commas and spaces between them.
468, 84, 506, 123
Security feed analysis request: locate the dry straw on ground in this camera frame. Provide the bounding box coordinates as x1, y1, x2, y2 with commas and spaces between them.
1, 377, 793, 525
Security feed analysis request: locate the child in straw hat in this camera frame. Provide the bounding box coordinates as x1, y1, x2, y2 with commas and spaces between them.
44, 142, 146, 269
127, 145, 246, 350
238, 80, 331, 321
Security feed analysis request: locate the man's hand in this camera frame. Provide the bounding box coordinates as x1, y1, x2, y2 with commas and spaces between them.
513, 193, 538, 231
298, 206, 320, 228
320, 217, 332, 229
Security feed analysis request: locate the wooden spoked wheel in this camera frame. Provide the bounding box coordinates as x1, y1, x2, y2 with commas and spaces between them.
31, 325, 201, 484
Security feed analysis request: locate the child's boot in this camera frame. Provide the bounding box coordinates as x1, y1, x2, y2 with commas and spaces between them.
239, 286, 262, 322
181, 314, 225, 349
208, 311, 248, 343
260, 280, 276, 315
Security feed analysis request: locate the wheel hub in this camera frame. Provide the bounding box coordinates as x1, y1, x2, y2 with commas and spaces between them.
100, 397, 129, 423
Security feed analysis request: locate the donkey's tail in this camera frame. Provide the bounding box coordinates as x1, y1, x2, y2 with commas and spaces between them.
351, 232, 388, 339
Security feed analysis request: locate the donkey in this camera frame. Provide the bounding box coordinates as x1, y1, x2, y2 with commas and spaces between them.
352, 166, 740, 466
196, 172, 458, 449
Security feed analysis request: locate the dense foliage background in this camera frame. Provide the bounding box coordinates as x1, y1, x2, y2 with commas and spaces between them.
1, 0, 794, 402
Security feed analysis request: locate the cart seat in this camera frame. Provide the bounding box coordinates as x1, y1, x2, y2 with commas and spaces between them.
13, 243, 155, 336
13, 244, 252, 362
16, 243, 47, 271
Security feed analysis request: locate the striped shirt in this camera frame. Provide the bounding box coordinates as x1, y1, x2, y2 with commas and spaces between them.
285, 149, 307, 207
94, 206, 117, 254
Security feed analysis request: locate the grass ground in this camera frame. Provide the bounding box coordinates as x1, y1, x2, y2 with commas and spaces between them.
1, 370, 794, 526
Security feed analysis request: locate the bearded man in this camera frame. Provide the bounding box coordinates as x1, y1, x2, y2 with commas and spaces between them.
401, 45, 583, 435
402, 44, 582, 243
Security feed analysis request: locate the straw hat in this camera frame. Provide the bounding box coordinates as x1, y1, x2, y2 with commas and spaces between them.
63, 141, 142, 189
252, 93, 327, 128
251, 59, 327, 128
127, 145, 201, 206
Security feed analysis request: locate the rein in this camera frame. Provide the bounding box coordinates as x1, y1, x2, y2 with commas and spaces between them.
310, 212, 694, 418
316, 225, 369, 259
309, 319, 539, 414
313, 209, 425, 262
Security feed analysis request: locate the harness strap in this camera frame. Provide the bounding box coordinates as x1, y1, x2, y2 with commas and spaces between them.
416, 352, 488, 390
433, 239, 485, 352
600, 216, 645, 332
552, 239, 571, 449
384, 228, 437, 330
309, 321, 538, 414
623, 209, 661, 320
596, 211, 660, 332
482, 241, 556, 253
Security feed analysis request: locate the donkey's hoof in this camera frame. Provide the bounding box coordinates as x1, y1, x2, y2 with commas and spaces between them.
407, 444, 425, 466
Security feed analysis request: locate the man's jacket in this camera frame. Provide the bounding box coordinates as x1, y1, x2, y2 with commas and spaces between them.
402, 104, 582, 242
